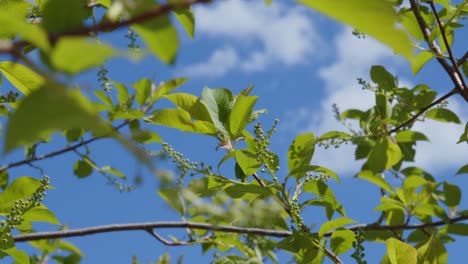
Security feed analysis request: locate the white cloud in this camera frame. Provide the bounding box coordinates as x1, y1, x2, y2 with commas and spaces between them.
179, 1, 320, 77
282, 27, 468, 176
179, 46, 238, 78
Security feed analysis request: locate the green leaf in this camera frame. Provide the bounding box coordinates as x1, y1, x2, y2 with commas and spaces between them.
200, 87, 234, 135
0, 247, 30, 264
0, 176, 42, 212
330, 229, 355, 255
457, 122, 468, 144
0, 62, 46, 95
134, 14, 179, 64
394, 130, 429, 142
297, 0, 413, 59
443, 182, 461, 207
42, 0, 91, 33
289, 165, 340, 183
318, 217, 355, 237
440, 223, 468, 236
150, 108, 218, 135
456, 164, 468, 175
425, 108, 461, 124
303, 181, 345, 217
235, 150, 262, 175
386, 238, 417, 264
51, 38, 117, 74
158, 188, 185, 215
234, 162, 247, 181
151, 78, 188, 103
0, 9, 50, 52
101, 166, 126, 179
0, 170, 8, 190
410, 51, 433, 74
417, 236, 447, 264
22, 207, 60, 225
5, 85, 106, 153
366, 137, 402, 172
228, 95, 258, 137
357, 170, 393, 193
132, 78, 152, 106
73, 159, 93, 178
288, 133, 315, 173
173, 7, 195, 38
164, 93, 198, 113
370, 65, 397, 91
225, 184, 273, 198
65, 128, 84, 142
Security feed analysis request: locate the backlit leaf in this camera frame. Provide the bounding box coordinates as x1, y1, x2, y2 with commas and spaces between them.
288, 133, 315, 173
425, 108, 461, 124
386, 238, 417, 264
5, 84, 106, 153
229, 95, 258, 137
297, 0, 413, 59
51, 38, 117, 74
0, 62, 45, 95
319, 217, 355, 237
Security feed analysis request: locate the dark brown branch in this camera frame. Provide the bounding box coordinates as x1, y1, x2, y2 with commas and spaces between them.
53, 0, 211, 40
13, 221, 292, 242
146, 229, 214, 246
389, 87, 458, 134
0, 0, 211, 53
409, 0, 468, 101
457, 51, 468, 66
429, 1, 468, 101
14, 215, 468, 243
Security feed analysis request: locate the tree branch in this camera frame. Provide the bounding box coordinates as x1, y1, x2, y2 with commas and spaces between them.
428, 1, 468, 101
0, 122, 127, 172
409, 0, 468, 101
389, 87, 458, 134
0, 0, 211, 54
14, 215, 468, 243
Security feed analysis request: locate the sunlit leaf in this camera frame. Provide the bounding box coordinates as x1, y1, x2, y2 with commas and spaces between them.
330, 229, 355, 255
150, 108, 218, 135
0, 247, 29, 264
318, 217, 355, 237
366, 137, 402, 172
51, 38, 117, 74
357, 170, 393, 193
0, 62, 45, 95
173, 7, 195, 38
386, 238, 417, 264
22, 207, 60, 225
297, 0, 413, 59
228, 95, 258, 137
134, 14, 179, 64
0, 176, 42, 212
5, 84, 106, 153
425, 108, 461, 124
288, 133, 315, 173
394, 130, 429, 142
235, 150, 262, 175
159, 188, 185, 215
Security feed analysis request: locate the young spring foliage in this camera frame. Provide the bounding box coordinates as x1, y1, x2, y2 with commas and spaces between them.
0, 0, 467, 263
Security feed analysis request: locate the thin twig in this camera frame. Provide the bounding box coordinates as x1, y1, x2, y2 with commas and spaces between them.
14, 215, 468, 242
429, 1, 468, 100
457, 51, 468, 66
389, 87, 458, 134
0, 122, 127, 172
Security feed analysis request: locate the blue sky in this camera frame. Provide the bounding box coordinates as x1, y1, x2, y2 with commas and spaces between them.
3, 0, 468, 263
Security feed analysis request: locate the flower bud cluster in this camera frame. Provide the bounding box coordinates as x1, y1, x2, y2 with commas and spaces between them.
253, 120, 280, 180
0, 176, 50, 244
